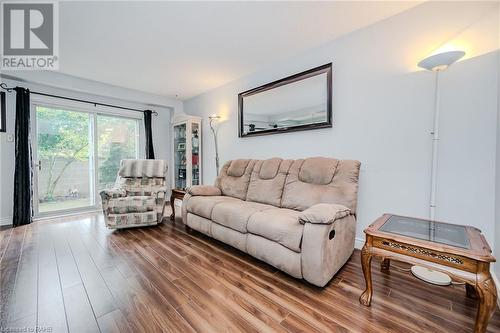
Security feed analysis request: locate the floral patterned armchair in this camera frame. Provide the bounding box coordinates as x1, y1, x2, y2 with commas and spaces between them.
100, 159, 168, 229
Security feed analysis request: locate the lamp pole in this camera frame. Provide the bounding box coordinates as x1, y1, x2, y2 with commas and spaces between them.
209, 115, 220, 176
429, 70, 441, 221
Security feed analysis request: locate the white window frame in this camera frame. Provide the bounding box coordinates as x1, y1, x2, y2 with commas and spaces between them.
31, 95, 145, 218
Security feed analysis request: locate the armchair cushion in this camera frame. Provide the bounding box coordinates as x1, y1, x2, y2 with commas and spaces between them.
107, 196, 156, 214
188, 185, 222, 197
100, 187, 126, 200
118, 159, 167, 178
298, 203, 351, 225
123, 177, 167, 196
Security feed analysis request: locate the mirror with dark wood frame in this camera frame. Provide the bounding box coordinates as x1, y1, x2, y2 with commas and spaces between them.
238, 63, 332, 137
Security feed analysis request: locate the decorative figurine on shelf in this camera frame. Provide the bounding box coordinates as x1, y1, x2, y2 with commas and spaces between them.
192, 129, 199, 149
179, 168, 186, 179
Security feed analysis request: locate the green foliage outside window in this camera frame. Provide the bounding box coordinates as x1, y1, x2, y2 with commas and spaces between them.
37, 107, 137, 202
37, 107, 89, 201
97, 114, 137, 190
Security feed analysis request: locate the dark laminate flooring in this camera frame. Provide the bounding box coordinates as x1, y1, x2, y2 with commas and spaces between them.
1, 211, 499, 332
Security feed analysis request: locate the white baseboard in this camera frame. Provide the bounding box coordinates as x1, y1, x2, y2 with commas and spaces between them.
34, 209, 100, 222
0, 216, 12, 226
490, 270, 500, 309
355, 237, 364, 250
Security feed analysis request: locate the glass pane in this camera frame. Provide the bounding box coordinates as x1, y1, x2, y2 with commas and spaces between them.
192, 123, 200, 186
174, 123, 187, 189
380, 215, 470, 249
36, 106, 92, 213
97, 114, 138, 191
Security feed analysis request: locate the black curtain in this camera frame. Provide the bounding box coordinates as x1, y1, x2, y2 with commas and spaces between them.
13, 87, 32, 227
144, 110, 155, 159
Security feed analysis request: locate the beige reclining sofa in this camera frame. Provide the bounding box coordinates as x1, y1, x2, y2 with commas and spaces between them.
182, 157, 361, 287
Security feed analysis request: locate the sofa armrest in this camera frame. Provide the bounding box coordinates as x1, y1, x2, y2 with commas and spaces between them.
301, 214, 356, 286
187, 185, 221, 196
181, 193, 192, 224
299, 203, 351, 225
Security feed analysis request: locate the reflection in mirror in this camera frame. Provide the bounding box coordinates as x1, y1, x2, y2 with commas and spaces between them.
239, 63, 332, 137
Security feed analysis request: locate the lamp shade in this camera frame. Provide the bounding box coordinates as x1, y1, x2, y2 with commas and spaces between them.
418, 50, 465, 71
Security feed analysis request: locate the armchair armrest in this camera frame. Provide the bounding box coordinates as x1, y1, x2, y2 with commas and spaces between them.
299, 203, 351, 225
99, 187, 126, 200
187, 185, 221, 196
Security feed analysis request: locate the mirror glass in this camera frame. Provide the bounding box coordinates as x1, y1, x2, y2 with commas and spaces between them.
239, 64, 331, 137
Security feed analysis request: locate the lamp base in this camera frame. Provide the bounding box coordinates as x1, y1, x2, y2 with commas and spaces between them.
410, 265, 452, 286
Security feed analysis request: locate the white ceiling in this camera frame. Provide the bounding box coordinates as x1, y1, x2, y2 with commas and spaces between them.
57, 1, 420, 100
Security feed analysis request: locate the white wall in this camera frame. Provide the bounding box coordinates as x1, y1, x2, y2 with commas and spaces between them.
184, 1, 499, 247
0, 73, 181, 225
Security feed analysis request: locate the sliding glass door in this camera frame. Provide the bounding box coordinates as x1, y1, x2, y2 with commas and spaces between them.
33, 102, 141, 217
96, 114, 139, 191
36, 106, 93, 213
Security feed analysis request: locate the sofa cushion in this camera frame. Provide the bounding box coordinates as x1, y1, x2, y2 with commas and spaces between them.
247, 208, 304, 252
107, 196, 155, 214
186, 213, 213, 236
298, 157, 338, 185
227, 159, 251, 177
247, 234, 302, 278
281, 158, 361, 212
246, 158, 293, 207
211, 223, 247, 253
186, 195, 240, 220
216, 159, 256, 200
259, 158, 281, 179
212, 201, 274, 233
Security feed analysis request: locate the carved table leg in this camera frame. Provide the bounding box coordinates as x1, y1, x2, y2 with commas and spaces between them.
473, 264, 497, 333
359, 243, 373, 306
170, 195, 176, 220
381, 258, 390, 272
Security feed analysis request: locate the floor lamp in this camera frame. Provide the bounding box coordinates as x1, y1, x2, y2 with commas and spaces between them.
418, 50, 466, 221
209, 114, 221, 176
410, 50, 465, 285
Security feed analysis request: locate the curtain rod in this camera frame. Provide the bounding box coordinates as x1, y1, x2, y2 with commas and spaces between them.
0, 82, 158, 116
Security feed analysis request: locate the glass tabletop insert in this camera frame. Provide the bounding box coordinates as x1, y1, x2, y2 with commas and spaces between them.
380, 215, 470, 249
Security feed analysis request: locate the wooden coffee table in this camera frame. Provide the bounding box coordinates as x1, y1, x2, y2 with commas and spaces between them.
170, 189, 186, 220
359, 214, 497, 333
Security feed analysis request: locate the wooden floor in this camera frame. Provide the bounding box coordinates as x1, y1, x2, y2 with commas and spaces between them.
1, 212, 500, 333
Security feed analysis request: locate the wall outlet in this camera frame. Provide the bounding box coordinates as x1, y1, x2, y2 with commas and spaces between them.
6, 134, 14, 142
